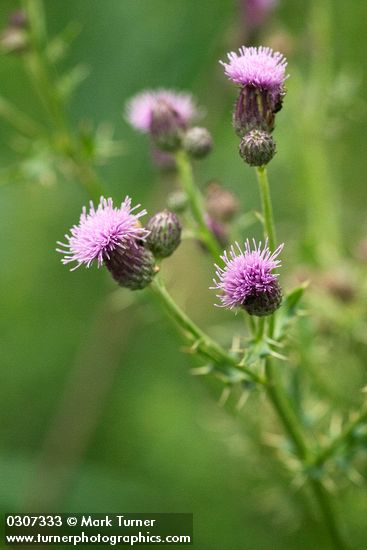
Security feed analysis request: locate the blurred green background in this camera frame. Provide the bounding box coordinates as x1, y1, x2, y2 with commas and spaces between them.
1, 1, 367, 548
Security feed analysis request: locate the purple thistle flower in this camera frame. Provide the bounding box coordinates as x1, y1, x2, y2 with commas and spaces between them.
220, 46, 287, 92
211, 239, 283, 316
220, 46, 288, 136
125, 89, 197, 134
240, 0, 277, 32
57, 197, 149, 270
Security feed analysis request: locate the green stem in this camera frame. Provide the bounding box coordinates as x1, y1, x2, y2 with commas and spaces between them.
21, 0, 105, 201
315, 403, 367, 466
310, 480, 348, 550
264, 358, 309, 459
150, 275, 265, 385
175, 150, 222, 261
255, 166, 276, 250
265, 361, 348, 549
22, 0, 69, 138
254, 164, 347, 549
256, 317, 266, 342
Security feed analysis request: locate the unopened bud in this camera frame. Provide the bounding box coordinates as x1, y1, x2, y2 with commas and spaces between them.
167, 190, 188, 213
105, 240, 158, 290
9, 11, 28, 28
205, 215, 228, 248
239, 129, 276, 167
205, 182, 239, 222
150, 100, 185, 152
0, 10, 28, 54
146, 210, 182, 258
183, 127, 213, 159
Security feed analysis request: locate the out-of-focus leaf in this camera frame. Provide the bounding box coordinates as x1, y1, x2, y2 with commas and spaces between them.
274, 283, 308, 341
46, 21, 82, 63
57, 64, 90, 101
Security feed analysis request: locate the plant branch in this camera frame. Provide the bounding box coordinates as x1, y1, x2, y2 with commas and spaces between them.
150, 275, 265, 385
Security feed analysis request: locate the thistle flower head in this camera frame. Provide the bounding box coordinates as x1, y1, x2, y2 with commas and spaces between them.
57, 197, 149, 270
125, 89, 197, 134
220, 46, 288, 93
239, 129, 276, 166
146, 210, 182, 258
105, 240, 158, 290
241, 0, 277, 30
212, 239, 283, 315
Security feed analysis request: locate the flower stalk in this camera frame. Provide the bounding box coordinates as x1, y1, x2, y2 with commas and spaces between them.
254, 163, 348, 550
175, 150, 222, 261
255, 166, 276, 251
150, 275, 265, 385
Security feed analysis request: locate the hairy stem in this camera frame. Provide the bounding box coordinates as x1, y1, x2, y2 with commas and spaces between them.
175, 150, 222, 261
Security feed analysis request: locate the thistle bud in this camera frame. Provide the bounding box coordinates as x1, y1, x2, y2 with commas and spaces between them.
167, 190, 188, 213
146, 210, 182, 258
0, 11, 28, 54
9, 11, 28, 28
150, 100, 185, 152
205, 215, 228, 248
239, 129, 276, 166
242, 281, 282, 316
105, 240, 158, 290
205, 182, 239, 222
183, 127, 213, 159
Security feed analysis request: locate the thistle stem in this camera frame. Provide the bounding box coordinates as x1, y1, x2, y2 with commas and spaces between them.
21, 0, 106, 202
309, 480, 348, 550
264, 358, 309, 459
255, 166, 276, 251
254, 165, 348, 549
175, 150, 222, 261
150, 276, 265, 385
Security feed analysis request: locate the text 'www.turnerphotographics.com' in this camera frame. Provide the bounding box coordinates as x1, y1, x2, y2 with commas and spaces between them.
4, 514, 193, 545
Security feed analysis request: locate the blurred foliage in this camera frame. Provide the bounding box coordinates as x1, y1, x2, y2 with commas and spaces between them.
1, 0, 367, 548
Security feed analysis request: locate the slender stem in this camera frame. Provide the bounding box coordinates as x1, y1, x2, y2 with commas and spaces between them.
310, 480, 348, 550
256, 317, 266, 341
254, 164, 347, 549
23, 0, 69, 138
21, 0, 106, 201
175, 150, 222, 261
255, 166, 276, 251
150, 276, 265, 385
315, 403, 367, 466
264, 358, 309, 459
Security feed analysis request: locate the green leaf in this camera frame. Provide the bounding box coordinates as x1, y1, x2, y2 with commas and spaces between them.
57, 64, 90, 101
274, 283, 308, 341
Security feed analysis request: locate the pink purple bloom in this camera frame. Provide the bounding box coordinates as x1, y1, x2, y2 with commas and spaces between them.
125, 90, 197, 134
220, 46, 288, 136
212, 239, 283, 315
57, 197, 149, 270
240, 0, 277, 31
220, 46, 287, 92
